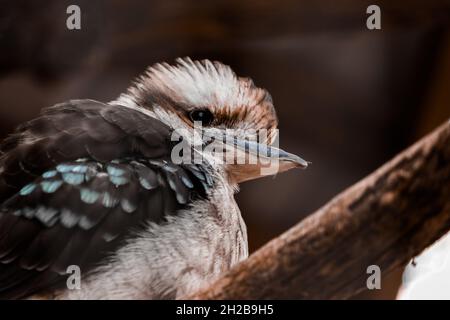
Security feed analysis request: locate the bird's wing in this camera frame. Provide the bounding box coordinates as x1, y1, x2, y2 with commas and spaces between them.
0, 100, 212, 299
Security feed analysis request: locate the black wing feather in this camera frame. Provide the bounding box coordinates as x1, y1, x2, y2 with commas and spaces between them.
0, 99, 212, 299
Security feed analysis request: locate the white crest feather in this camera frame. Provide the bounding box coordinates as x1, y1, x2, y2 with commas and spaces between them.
115, 57, 264, 111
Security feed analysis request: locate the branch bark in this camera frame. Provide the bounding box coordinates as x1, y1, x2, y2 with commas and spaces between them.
189, 119, 450, 300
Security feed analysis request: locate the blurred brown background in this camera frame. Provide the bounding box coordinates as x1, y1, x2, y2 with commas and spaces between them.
1, 0, 450, 299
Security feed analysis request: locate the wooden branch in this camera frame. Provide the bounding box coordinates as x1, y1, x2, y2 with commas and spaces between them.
189, 119, 450, 300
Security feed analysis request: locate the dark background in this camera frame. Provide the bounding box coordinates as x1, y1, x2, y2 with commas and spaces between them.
1, 0, 450, 299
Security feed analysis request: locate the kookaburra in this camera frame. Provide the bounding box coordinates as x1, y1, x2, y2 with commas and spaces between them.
0, 58, 307, 299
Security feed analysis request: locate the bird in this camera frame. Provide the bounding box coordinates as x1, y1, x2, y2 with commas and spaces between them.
0, 58, 308, 299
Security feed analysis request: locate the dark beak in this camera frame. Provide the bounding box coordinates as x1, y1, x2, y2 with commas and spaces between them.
225, 137, 308, 183
233, 138, 308, 169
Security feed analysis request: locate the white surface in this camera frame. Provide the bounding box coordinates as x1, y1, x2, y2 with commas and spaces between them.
398, 231, 450, 300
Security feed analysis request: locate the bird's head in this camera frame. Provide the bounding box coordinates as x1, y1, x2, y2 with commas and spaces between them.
114, 58, 308, 184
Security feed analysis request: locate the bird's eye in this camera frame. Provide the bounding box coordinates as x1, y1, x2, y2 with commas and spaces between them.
189, 109, 214, 126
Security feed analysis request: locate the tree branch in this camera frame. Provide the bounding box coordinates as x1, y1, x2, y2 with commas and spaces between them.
189, 119, 450, 299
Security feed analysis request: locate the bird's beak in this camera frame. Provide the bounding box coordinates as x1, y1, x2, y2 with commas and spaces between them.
225, 138, 308, 183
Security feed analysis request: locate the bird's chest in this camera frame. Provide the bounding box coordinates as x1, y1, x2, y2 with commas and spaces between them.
165, 185, 248, 298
